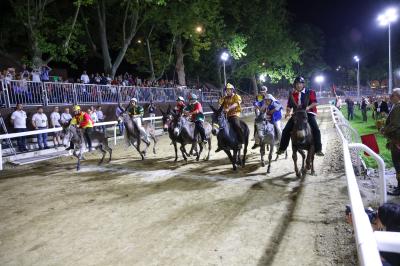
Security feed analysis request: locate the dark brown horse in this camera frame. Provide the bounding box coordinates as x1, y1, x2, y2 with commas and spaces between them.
290, 109, 315, 178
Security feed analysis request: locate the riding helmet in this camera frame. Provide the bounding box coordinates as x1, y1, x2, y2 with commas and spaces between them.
176, 96, 185, 102
189, 93, 198, 101
260, 86, 268, 93
225, 83, 235, 92
73, 105, 81, 111
293, 76, 305, 84
130, 97, 138, 103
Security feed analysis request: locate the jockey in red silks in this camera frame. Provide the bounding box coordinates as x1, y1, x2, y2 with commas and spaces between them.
174, 96, 186, 115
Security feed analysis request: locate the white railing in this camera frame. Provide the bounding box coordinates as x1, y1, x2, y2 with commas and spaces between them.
0, 106, 254, 170
331, 105, 400, 265
1, 79, 222, 107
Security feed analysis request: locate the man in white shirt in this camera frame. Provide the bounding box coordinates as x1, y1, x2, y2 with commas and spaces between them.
11, 103, 28, 152
32, 106, 49, 150
80, 71, 90, 84
50, 106, 62, 147
96, 106, 106, 132
60, 107, 72, 125
31, 69, 41, 82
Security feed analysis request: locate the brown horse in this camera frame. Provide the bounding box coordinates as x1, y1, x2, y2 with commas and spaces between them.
290, 109, 315, 178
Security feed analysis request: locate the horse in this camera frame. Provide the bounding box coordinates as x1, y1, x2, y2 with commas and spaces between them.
62, 124, 112, 171
161, 106, 212, 162
118, 108, 157, 160
254, 113, 288, 172
291, 109, 315, 178
210, 105, 249, 171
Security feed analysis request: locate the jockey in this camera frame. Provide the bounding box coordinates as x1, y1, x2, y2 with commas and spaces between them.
184, 93, 207, 144
69, 105, 94, 151
218, 83, 244, 145
174, 96, 186, 115
277, 76, 324, 156
127, 98, 150, 144
252, 94, 283, 149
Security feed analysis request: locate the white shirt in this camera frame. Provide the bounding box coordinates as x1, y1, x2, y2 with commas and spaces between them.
31, 71, 41, 82
60, 112, 72, 124
11, 110, 27, 129
81, 74, 90, 84
96, 110, 104, 120
32, 113, 48, 128
50, 112, 61, 127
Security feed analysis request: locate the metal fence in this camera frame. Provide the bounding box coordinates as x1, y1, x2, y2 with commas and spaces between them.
0, 80, 221, 107
330, 105, 400, 265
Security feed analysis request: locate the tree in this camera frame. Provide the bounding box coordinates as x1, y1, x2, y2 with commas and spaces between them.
8, 0, 91, 68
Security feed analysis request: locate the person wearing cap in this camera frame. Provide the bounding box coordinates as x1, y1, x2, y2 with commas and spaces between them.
251, 86, 268, 145
218, 83, 244, 145
184, 93, 207, 144
174, 96, 186, 115
252, 94, 283, 149
277, 76, 324, 156
127, 98, 150, 144
69, 105, 94, 151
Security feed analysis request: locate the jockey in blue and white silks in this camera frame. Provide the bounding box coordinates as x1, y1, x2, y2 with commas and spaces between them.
262, 94, 283, 142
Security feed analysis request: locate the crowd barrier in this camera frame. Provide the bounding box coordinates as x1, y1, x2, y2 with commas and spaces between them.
0, 106, 254, 170
330, 105, 400, 266
0, 79, 221, 107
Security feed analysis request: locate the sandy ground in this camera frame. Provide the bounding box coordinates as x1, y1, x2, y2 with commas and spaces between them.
0, 107, 357, 266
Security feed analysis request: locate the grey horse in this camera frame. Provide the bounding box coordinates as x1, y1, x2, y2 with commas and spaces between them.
171, 113, 212, 162
62, 125, 112, 171
254, 113, 288, 173
119, 111, 157, 160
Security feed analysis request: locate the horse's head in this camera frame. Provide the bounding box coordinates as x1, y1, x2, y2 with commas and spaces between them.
62, 124, 77, 147
171, 113, 185, 137
210, 105, 225, 135
160, 106, 173, 132
255, 112, 274, 140
293, 109, 309, 139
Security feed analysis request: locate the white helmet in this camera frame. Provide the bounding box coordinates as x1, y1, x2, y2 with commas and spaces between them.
265, 94, 277, 101
130, 97, 138, 103
260, 86, 268, 93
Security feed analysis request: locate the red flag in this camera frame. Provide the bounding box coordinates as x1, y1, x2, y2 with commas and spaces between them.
361, 134, 380, 156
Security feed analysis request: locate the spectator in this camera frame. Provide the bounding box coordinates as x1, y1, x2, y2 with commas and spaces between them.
345, 98, 355, 120
96, 106, 105, 132
88, 107, 98, 124
375, 203, 400, 266
32, 106, 49, 150
94, 73, 101, 84
31, 68, 41, 82
60, 107, 72, 125
80, 71, 90, 84
361, 96, 368, 122
383, 88, 400, 196
50, 106, 62, 147
10, 103, 28, 152
40, 65, 51, 82
380, 97, 390, 115
20, 64, 30, 80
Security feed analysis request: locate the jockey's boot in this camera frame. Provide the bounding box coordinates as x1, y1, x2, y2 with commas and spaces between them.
315, 151, 325, 156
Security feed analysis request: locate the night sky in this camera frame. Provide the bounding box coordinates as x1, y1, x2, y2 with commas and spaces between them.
288, 0, 400, 69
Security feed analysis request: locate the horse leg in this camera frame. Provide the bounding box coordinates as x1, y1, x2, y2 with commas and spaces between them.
173, 142, 178, 162
180, 145, 188, 162
132, 138, 144, 160
151, 133, 157, 154
299, 150, 306, 176
205, 137, 211, 161
98, 144, 106, 165
267, 143, 274, 174
311, 153, 315, 175
196, 143, 203, 162
105, 143, 112, 162
242, 136, 248, 168
292, 148, 300, 178
260, 143, 265, 167
224, 149, 236, 171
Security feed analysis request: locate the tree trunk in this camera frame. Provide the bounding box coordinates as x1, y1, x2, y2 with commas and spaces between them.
175, 35, 186, 86
96, 0, 112, 75
252, 75, 258, 96
146, 38, 155, 81
32, 38, 43, 68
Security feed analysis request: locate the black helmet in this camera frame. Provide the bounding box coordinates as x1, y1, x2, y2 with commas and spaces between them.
293, 76, 305, 84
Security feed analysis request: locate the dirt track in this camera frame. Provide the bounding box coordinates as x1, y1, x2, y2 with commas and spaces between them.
0, 107, 357, 266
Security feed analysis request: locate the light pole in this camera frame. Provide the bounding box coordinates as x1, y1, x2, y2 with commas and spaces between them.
377, 7, 398, 94
315, 75, 324, 96
354, 55, 360, 100
220, 52, 229, 86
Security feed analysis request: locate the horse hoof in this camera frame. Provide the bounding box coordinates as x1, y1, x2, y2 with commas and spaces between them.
261, 161, 265, 167
311, 171, 315, 176
196, 157, 200, 162
267, 169, 270, 174
174, 159, 178, 162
